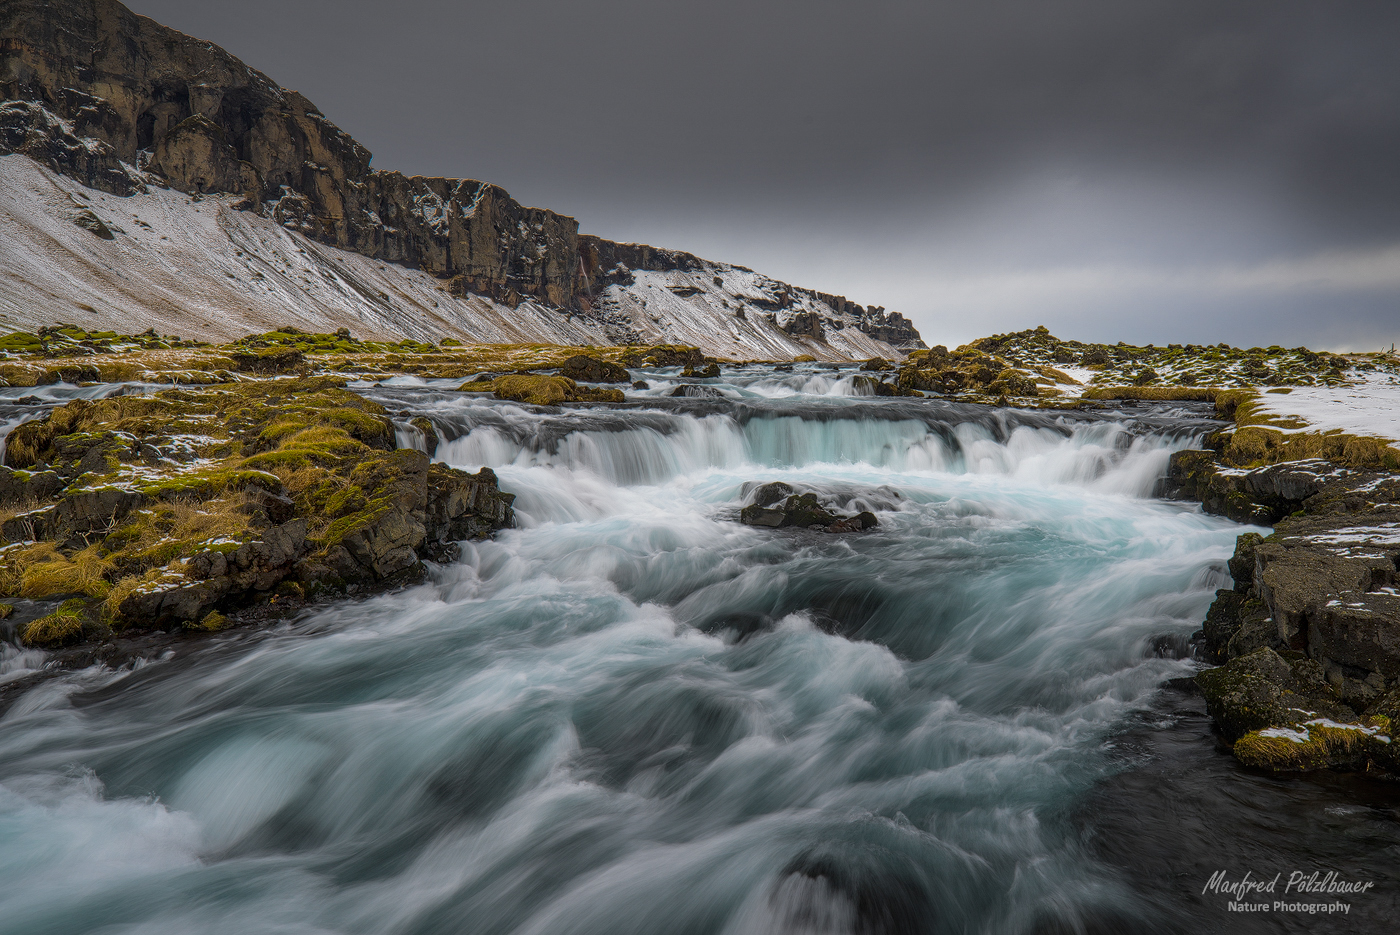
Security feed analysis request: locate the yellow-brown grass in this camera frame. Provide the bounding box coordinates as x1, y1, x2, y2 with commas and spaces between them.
18, 543, 114, 599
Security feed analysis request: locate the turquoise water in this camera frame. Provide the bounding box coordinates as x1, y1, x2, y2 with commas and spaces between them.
0, 384, 1249, 934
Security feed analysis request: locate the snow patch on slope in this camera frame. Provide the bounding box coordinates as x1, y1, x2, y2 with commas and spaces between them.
594, 269, 903, 360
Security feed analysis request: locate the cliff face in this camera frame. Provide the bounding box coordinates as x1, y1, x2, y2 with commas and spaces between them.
0, 0, 921, 349
0, 0, 580, 308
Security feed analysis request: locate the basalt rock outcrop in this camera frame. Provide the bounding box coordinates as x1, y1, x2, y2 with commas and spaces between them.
1179, 449, 1400, 774
0, 0, 577, 307
0, 0, 923, 350
560, 355, 629, 383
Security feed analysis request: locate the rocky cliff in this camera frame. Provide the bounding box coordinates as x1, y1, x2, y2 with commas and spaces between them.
0, 0, 921, 352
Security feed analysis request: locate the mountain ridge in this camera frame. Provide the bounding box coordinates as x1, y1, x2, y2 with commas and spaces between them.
0, 0, 922, 356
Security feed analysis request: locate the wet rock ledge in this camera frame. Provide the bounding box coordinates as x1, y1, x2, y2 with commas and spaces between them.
1162, 445, 1400, 774
0, 376, 513, 648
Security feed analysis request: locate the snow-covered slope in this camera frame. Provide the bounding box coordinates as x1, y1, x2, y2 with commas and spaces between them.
1254, 371, 1400, 444
0, 154, 909, 359
0, 154, 609, 345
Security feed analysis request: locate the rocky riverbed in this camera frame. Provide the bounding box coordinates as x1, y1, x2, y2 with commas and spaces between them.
5, 320, 1400, 787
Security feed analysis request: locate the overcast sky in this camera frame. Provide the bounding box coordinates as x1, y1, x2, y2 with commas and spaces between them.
129, 0, 1400, 350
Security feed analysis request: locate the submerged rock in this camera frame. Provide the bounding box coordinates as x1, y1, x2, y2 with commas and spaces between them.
670, 384, 723, 398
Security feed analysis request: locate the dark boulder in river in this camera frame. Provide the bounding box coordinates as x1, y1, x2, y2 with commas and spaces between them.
560, 355, 630, 383
740, 482, 878, 532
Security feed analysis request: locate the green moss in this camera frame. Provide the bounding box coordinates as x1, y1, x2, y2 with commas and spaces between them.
187, 611, 230, 631
468, 374, 623, 405
1082, 386, 1220, 401
318, 496, 397, 548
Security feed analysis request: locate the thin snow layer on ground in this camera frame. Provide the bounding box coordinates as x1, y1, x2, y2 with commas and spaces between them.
599, 269, 901, 361
1253, 373, 1400, 443
0, 154, 906, 360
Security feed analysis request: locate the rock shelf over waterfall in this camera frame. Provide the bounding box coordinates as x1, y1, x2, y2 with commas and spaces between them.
0, 0, 920, 359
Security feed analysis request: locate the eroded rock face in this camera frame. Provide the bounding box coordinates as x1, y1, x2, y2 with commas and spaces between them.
150, 114, 257, 196
0, 0, 580, 307
1158, 452, 1370, 524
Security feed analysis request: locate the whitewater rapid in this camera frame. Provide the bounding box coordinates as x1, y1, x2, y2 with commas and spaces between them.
0, 370, 1254, 934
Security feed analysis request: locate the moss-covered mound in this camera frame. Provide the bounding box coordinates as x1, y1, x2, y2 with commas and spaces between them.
0, 325, 730, 387
1081, 386, 1220, 402
460, 374, 625, 405
896, 345, 1052, 400
0, 324, 206, 359
0, 377, 515, 643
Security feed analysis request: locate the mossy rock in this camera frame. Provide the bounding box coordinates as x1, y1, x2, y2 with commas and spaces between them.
1233, 717, 1389, 772
230, 347, 306, 374
20, 598, 92, 647
1083, 386, 1220, 402
1196, 648, 1351, 742
560, 355, 629, 383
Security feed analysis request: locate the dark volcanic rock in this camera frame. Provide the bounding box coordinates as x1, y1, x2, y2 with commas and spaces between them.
739, 483, 878, 533
1160, 451, 1367, 524
669, 384, 722, 398
1196, 648, 1349, 741
1182, 448, 1400, 772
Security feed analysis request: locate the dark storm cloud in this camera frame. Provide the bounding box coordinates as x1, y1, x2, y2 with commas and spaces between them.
127, 0, 1400, 347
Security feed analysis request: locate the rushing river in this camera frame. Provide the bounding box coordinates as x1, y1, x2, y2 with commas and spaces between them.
1, 365, 1396, 934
